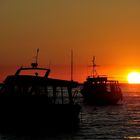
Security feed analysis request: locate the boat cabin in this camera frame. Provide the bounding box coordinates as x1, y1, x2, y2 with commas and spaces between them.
0, 66, 79, 105
84, 76, 121, 94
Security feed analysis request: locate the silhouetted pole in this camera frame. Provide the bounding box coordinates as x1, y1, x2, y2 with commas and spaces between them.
69, 49, 74, 104
71, 49, 73, 81
36, 48, 39, 64
31, 48, 39, 68
92, 56, 98, 77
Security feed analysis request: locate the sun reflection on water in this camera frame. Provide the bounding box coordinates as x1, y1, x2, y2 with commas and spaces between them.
124, 136, 140, 139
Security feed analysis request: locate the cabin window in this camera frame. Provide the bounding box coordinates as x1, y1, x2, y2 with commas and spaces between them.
110, 84, 116, 92
106, 84, 111, 92
47, 86, 53, 98
37, 86, 47, 95
54, 87, 62, 104
46, 86, 69, 104
14, 84, 32, 95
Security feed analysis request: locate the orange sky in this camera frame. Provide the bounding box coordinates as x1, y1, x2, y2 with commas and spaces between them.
0, 0, 140, 83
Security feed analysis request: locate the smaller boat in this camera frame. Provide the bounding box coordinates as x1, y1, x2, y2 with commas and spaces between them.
81, 57, 123, 105
0, 50, 81, 133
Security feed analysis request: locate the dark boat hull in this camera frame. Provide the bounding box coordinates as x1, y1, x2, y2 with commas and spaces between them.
81, 90, 123, 105
0, 96, 81, 133
83, 94, 122, 105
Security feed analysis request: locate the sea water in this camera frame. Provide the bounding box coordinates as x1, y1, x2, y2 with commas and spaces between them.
1, 84, 140, 140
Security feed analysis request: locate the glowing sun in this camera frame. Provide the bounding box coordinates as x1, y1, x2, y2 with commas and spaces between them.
128, 72, 140, 84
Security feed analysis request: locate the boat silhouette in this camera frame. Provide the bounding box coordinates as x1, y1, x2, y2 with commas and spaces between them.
81, 57, 123, 105
0, 50, 81, 133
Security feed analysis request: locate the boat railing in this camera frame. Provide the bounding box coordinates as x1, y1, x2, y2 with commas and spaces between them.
15, 67, 51, 78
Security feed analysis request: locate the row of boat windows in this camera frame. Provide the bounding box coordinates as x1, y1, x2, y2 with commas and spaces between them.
1, 85, 73, 104
106, 84, 121, 92
85, 82, 121, 93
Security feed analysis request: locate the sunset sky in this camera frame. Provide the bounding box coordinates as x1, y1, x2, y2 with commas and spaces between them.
0, 0, 140, 83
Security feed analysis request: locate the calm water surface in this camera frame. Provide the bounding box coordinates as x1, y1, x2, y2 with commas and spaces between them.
1, 84, 140, 140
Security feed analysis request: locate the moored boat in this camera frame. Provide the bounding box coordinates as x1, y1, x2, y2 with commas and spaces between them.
0, 51, 81, 133
81, 57, 123, 105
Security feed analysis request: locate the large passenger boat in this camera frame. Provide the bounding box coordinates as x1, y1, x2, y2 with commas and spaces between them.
0, 50, 81, 133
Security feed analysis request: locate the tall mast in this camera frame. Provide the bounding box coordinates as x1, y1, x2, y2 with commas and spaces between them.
71, 49, 73, 81
36, 48, 39, 64
92, 56, 98, 77
31, 48, 39, 68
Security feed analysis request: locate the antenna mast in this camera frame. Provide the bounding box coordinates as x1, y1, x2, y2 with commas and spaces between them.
92, 56, 98, 77
71, 49, 73, 81
36, 48, 39, 64
31, 48, 39, 68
